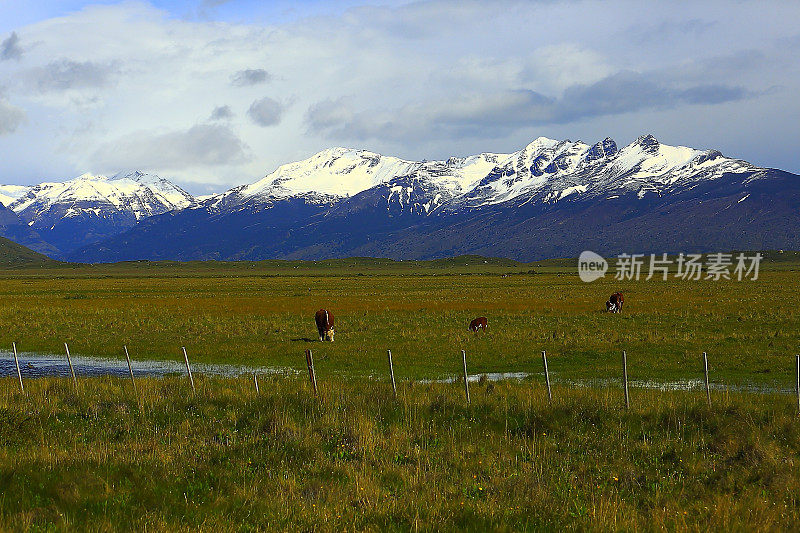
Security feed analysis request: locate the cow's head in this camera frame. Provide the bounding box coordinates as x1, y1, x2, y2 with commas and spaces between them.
325, 328, 335, 342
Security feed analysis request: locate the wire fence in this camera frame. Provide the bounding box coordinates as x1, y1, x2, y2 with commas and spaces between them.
2, 342, 799, 414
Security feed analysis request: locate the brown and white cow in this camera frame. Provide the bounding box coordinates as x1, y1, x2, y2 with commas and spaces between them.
606, 292, 624, 313
469, 316, 488, 332
314, 309, 335, 341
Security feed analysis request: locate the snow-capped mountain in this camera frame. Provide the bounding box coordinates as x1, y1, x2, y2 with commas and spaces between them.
449, 134, 757, 209
9, 171, 194, 222
1, 171, 195, 256
201, 134, 758, 218
67, 134, 800, 263
2, 134, 795, 262
205, 147, 418, 211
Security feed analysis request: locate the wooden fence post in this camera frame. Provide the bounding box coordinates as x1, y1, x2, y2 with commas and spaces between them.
387, 350, 397, 399
461, 350, 470, 405
64, 343, 77, 389
622, 350, 630, 410
795, 354, 799, 415
253, 373, 260, 394
305, 349, 318, 396
124, 345, 137, 396
12, 342, 23, 393
542, 351, 552, 403
703, 352, 711, 407
182, 347, 195, 393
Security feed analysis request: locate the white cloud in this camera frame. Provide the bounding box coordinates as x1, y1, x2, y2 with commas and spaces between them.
306, 72, 751, 141
90, 123, 251, 173
0, 98, 25, 135
0, 0, 798, 191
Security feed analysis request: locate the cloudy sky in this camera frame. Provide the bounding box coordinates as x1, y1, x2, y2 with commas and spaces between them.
0, 0, 798, 194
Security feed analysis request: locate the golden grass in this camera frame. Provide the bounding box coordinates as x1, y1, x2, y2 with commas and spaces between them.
1, 375, 799, 531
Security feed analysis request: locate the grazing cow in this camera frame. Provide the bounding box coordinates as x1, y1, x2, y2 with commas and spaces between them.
606, 292, 624, 313
469, 316, 488, 332
314, 309, 335, 341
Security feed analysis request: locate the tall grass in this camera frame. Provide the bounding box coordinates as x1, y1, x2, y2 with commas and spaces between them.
1, 376, 799, 531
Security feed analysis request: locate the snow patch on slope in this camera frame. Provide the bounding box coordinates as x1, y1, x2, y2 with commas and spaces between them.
0, 185, 31, 207
240, 148, 417, 199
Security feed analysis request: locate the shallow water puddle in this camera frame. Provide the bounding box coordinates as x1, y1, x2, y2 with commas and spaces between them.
0, 351, 295, 379
1, 352, 793, 395
427, 373, 793, 395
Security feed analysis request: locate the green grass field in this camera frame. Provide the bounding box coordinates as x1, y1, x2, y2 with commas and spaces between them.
0, 256, 798, 387
0, 256, 799, 530
1, 376, 799, 531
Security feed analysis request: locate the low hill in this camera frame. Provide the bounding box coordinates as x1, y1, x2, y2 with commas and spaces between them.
0, 236, 60, 267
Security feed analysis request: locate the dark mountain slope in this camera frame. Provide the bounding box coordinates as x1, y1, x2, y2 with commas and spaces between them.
68, 168, 800, 262
0, 203, 60, 257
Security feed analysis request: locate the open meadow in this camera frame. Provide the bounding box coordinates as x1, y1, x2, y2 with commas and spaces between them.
1, 255, 800, 531
0, 255, 798, 386
2, 376, 800, 531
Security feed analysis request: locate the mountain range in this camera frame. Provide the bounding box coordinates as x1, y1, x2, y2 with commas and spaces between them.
1, 134, 798, 262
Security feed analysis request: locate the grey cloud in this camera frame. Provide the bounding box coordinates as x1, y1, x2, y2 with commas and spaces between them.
29, 59, 120, 92
307, 71, 751, 141
679, 84, 748, 105
247, 97, 284, 127
305, 97, 355, 132
231, 69, 271, 87
90, 124, 250, 170
784, 33, 800, 48
556, 71, 672, 121
1, 32, 22, 61
210, 105, 234, 121
554, 71, 749, 122
0, 99, 25, 135
629, 18, 716, 45
343, 1, 518, 41
650, 50, 767, 87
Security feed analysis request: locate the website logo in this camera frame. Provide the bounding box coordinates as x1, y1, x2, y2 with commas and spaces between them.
578, 250, 608, 282
577, 251, 762, 282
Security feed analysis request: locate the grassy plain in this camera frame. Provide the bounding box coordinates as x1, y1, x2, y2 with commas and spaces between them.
0, 255, 798, 386
1, 255, 800, 530
2, 376, 800, 531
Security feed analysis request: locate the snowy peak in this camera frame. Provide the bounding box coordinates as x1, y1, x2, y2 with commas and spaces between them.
522, 136, 560, 154
243, 148, 417, 199
111, 170, 172, 187
585, 138, 618, 162
613, 136, 700, 177
205, 134, 763, 216
0, 171, 197, 256
634, 133, 660, 154
204, 147, 420, 211
6, 172, 196, 224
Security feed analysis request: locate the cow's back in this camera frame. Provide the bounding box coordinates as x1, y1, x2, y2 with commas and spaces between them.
315, 309, 333, 331
609, 292, 624, 312
469, 316, 488, 331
